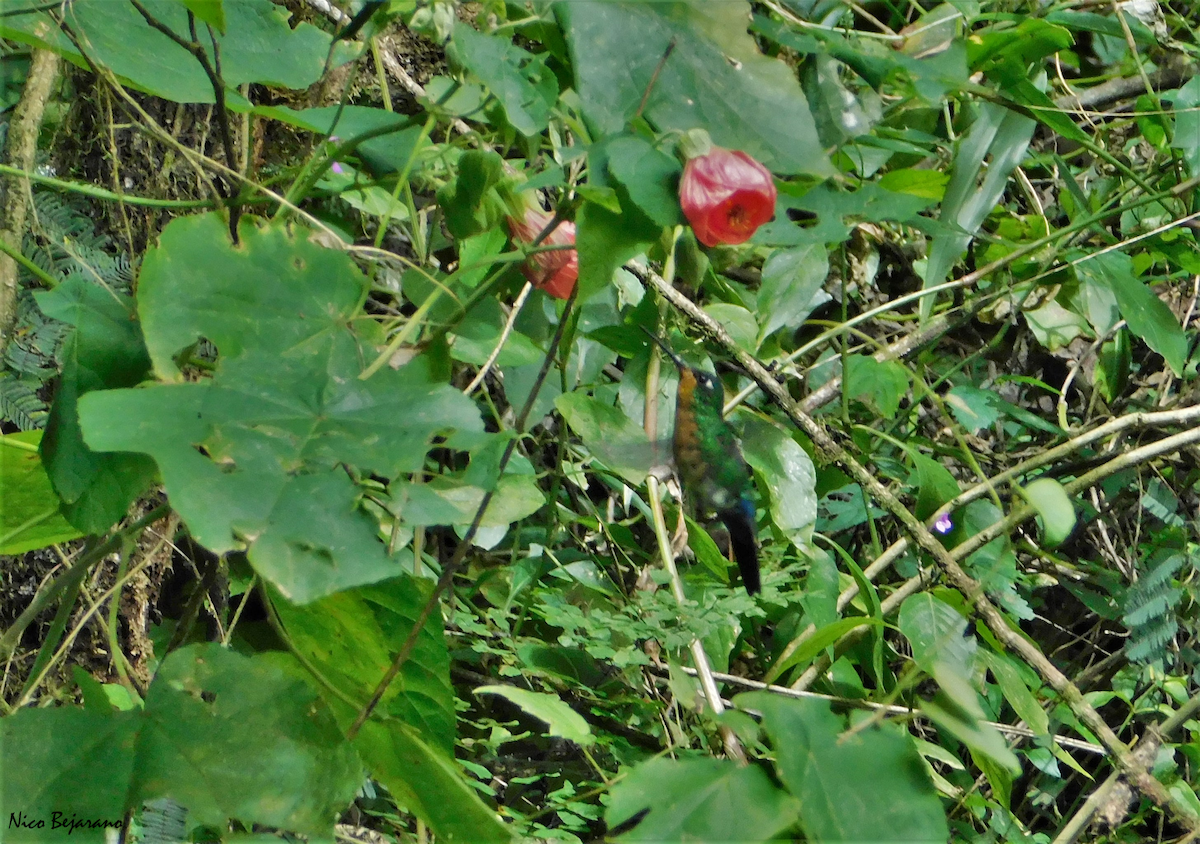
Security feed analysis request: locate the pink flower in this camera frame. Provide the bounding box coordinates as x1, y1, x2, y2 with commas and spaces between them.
679, 147, 777, 247
507, 207, 577, 300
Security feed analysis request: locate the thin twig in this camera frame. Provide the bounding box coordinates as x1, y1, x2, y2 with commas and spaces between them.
463, 281, 533, 394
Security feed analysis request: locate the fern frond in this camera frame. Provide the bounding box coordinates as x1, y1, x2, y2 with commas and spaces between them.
0, 372, 48, 430
1124, 552, 1188, 664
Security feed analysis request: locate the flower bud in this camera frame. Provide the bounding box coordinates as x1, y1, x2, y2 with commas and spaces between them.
679, 146, 776, 247
507, 207, 577, 300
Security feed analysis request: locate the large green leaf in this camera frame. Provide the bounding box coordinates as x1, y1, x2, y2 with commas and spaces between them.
353, 718, 511, 844
448, 23, 556, 137
2, 707, 138, 843
0, 431, 84, 554
133, 644, 361, 835
741, 419, 816, 544
2, 645, 360, 841
741, 693, 948, 844
77, 214, 483, 603
557, 1, 831, 176
897, 592, 976, 675
0, 0, 352, 105
843, 354, 910, 419
606, 757, 800, 842
271, 577, 456, 757
555, 390, 655, 484
1075, 251, 1187, 376
36, 276, 157, 534
756, 244, 830, 343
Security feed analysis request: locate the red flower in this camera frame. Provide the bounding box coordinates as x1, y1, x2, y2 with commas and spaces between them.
679, 147, 777, 247
507, 208, 577, 300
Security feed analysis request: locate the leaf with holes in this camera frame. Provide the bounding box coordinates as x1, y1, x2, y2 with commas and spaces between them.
77, 214, 483, 604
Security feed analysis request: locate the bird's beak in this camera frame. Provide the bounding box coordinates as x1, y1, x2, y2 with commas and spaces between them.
640, 326, 688, 371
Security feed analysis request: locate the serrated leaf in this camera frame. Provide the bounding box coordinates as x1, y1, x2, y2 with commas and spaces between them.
77, 214, 483, 604
449, 22, 555, 137
844, 354, 910, 419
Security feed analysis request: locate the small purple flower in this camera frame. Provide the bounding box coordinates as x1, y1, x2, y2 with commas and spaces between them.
327, 136, 344, 174
933, 513, 953, 534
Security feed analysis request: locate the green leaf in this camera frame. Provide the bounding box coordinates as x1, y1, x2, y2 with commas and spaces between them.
134, 644, 361, 835
36, 276, 156, 533
555, 390, 655, 484
605, 134, 684, 228
979, 649, 1049, 735
756, 244, 830, 343
1, 0, 352, 104
1020, 477, 1076, 548
703, 303, 758, 351
270, 577, 456, 757
353, 718, 511, 844
740, 693, 948, 844
260, 105, 425, 175
920, 689, 1022, 780
575, 200, 659, 300
741, 419, 817, 543
0, 431, 83, 554
898, 595, 1022, 777
1172, 77, 1200, 177
476, 685, 594, 747
3, 645, 361, 842
449, 22, 555, 137
1075, 252, 1187, 376
2, 707, 138, 843
77, 214, 483, 603
176, 0, 224, 33
844, 354, 910, 419
606, 757, 800, 842
558, 1, 831, 176
924, 102, 1035, 300
908, 452, 960, 521
770, 616, 880, 680
436, 149, 507, 239
897, 592, 975, 675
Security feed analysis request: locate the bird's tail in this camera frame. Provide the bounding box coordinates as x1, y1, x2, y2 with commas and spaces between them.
720, 498, 760, 594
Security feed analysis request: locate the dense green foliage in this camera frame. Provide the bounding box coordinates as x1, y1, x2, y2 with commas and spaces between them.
2, 0, 1200, 842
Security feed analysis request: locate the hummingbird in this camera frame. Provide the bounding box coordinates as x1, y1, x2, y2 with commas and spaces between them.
644, 329, 760, 594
